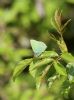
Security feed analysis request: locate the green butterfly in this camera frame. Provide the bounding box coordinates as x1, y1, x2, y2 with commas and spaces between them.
30, 39, 47, 57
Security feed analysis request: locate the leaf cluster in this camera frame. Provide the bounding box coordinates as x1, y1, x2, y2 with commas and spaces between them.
12, 10, 74, 97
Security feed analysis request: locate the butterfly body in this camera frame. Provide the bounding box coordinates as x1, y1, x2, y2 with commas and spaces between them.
30, 39, 47, 57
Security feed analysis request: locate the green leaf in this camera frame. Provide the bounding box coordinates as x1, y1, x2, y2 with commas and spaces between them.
61, 19, 71, 32
48, 75, 58, 88
61, 52, 74, 63
39, 51, 58, 59
29, 58, 53, 78
36, 77, 42, 90
29, 61, 37, 78
36, 64, 52, 89
29, 58, 53, 89
29, 61, 45, 89
13, 58, 32, 81
32, 58, 53, 70
53, 61, 67, 76
41, 64, 52, 79
51, 10, 63, 34
66, 63, 74, 83
51, 18, 60, 34
54, 9, 62, 31
35, 65, 52, 90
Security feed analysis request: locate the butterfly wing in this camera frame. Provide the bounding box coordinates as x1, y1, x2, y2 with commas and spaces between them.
30, 39, 47, 57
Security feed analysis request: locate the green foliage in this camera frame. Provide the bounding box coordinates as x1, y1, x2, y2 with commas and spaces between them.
12, 10, 74, 99
0, 0, 74, 100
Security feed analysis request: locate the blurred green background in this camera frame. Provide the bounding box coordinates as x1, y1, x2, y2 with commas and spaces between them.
0, 0, 74, 100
